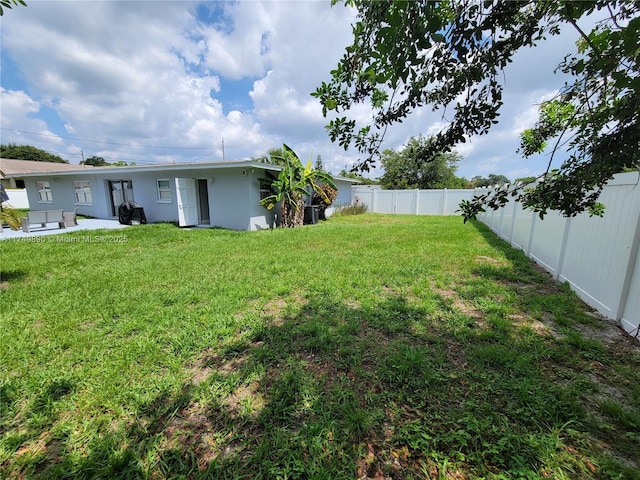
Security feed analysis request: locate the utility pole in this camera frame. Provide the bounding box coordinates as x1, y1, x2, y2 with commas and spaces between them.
81, 150, 85, 166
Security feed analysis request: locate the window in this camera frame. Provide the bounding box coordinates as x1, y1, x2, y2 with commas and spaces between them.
259, 182, 271, 201
37, 181, 52, 203
157, 179, 171, 202
73, 180, 92, 205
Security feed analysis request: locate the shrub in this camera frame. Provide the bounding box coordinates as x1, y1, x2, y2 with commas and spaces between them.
333, 197, 368, 216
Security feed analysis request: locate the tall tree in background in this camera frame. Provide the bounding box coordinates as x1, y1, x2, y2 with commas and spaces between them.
379, 135, 465, 189
81, 156, 109, 166
79, 156, 133, 167
313, 1, 639, 219
0, 144, 68, 163
338, 168, 377, 185
471, 174, 510, 188
255, 147, 288, 166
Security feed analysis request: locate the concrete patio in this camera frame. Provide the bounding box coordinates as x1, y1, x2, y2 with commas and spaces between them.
1, 218, 130, 240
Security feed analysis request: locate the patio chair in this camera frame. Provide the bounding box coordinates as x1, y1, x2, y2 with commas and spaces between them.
63, 208, 78, 227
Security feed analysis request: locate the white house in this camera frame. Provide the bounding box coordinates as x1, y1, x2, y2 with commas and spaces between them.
7, 160, 357, 231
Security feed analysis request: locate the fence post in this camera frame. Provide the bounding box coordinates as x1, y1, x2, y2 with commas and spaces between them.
498, 201, 506, 239
615, 208, 640, 321
415, 189, 420, 215
526, 212, 537, 256
554, 217, 572, 281
509, 198, 518, 247
442, 189, 448, 215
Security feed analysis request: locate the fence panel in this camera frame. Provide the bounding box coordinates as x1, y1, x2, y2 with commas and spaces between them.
527, 212, 566, 275
2, 188, 30, 209
511, 202, 533, 252
352, 188, 475, 216
622, 244, 640, 336
374, 191, 395, 213
352, 190, 374, 209
416, 190, 446, 215
444, 190, 476, 215
395, 190, 417, 214
557, 180, 640, 319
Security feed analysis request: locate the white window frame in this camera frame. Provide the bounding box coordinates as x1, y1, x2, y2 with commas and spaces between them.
156, 179, 172, 203
37, 181, 53, 203
73, 180, 93, 205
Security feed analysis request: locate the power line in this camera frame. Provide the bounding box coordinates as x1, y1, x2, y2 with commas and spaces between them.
0, 127, 216, 150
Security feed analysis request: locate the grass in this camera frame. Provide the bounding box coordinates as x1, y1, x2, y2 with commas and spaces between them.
1, 214, 639, 479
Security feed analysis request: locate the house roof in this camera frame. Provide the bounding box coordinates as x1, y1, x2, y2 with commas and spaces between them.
2, 157, 361, 183
3, 159, 282, 178
0, 158, 94, 179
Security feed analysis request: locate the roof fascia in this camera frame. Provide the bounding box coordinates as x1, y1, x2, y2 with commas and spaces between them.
7, 161, 283, 178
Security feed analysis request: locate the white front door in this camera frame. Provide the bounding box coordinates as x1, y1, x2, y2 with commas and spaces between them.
175, 178, 198, 226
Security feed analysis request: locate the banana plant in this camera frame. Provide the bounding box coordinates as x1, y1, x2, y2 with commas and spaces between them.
1, 205, 22, 230
260, 144, 337, 228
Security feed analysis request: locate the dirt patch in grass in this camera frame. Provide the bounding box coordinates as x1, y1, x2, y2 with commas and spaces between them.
475, 255, 507, 266
431, 284, 486, 327
162, 403, 232, 470
188, 349, 216, 386
575, 314, 640, 352
298, 352, 342, 388
223, 381, 264, 419
242, 295, 308, 327
189, 344, 262, 386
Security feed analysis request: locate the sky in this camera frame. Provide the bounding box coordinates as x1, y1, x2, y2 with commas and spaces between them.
0, 0, 593, 180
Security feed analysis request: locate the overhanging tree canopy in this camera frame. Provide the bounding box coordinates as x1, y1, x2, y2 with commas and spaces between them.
313, 0, 639, 219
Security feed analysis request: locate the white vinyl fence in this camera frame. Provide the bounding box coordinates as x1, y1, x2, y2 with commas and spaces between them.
2, 188, 30, 209
351, 187, 474, 215
351, 172, 640, 337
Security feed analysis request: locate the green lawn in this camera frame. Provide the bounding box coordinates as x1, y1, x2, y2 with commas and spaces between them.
1, 215, 639, 479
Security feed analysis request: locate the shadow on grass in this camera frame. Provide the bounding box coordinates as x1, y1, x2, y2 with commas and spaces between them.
0, 269, 27, 283
15, 279, 640, 480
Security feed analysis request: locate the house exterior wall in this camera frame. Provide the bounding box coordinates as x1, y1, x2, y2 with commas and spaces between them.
333, 178, 354, 206
25, 176, 79, 214
206, 168, 273, 231
20, 165, 279, 231
248, 170, 277, 230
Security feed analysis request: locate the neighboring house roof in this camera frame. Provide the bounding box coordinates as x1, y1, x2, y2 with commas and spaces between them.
2, 157, 361, 183
0, 158, 93, 180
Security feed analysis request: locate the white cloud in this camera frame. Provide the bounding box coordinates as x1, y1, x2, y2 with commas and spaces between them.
0, 88, 65, 149
0, 1, 590, 178
511, 90, 559, 137
200, 2, 274, 80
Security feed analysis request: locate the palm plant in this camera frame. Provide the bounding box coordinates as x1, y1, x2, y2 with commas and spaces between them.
260, 144, 337, 228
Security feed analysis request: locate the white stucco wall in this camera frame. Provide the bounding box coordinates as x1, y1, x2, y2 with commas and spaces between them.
333, 178, 356, 206
20, 164, 280, 231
